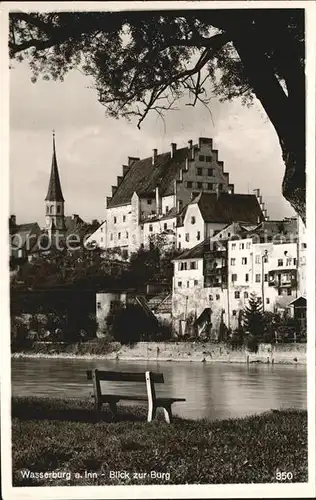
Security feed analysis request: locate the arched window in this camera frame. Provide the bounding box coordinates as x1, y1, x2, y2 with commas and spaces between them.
50, 205, 54, 214
46, 205, 49, 214
57, 205, 61, 214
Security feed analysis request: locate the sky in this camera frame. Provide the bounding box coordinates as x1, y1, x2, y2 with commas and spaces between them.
10, 60, 295, 228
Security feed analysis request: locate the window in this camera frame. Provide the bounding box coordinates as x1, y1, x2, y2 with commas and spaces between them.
246, 242, 251, 249
57, 205, 61, 214
180, 262, 187, 271
230, 258, 236, 266
266, 298, 270, 304
263, 255, 268, 263
114, 216, 117, 224
216, 294, 220, 300
191, 216, 196, 225
190, 261, 197, 270
123, 215, 126, 222
239, 243, 245, 250
232, 243, 236, 250
278, 289, 282, 296
187, 281, 190, 288
255, 274, 261, 282
197, 167, 203, 176
185, 233, 189, 242
228, 233, 231, 237
209, 295, 213, 301
255, 255, 260, 264
197, 182, 203, 189
100, 237, 103, 243
207, 183, 213, 190
244, 292, 248, 299
46, 206, 49, 214
197, 231, 201, 241
149, 224, 153, 232
287, 288, 292, 296
187, 181, 193, 188
278, 259, 283, 266
118, 232, 121, 240
245, 273, 249, 282
208, 168, 214, 176
264, 274, 268, 282
97, 302, 101, 310
286, 258, 292, 266
164, 223, 167, 231
242, 257, 247, 265
301, 242, 307, 249
194, 280, 199, 286
199, 155, 205, 161
165, 206, 169, 213
126, 231, 129, 238
232, 310, 237, 316
100, 227, 103, 232
231, 274, 237, 282
110, 233, 113, 241
234, 291, 240, 299
178, 281, 182, 288
147, 199, 152, 205
293, 258, 297, 266
206, 155, 212, 162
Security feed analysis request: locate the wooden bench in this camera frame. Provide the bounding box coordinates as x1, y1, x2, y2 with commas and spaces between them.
86, 369, 185, 423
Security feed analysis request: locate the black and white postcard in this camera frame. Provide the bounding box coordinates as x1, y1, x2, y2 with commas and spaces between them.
1, 1, 315, 499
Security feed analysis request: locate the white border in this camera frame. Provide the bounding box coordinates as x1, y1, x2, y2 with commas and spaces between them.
1, 1, 315, 499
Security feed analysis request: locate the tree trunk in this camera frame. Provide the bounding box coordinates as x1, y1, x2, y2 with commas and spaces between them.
232, 34, 306, 224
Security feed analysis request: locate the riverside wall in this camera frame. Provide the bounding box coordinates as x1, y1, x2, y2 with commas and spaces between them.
114, 342, 306, 364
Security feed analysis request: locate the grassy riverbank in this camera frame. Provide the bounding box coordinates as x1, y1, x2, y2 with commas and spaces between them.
12, 397, 307, 485
11, 339, 307, 364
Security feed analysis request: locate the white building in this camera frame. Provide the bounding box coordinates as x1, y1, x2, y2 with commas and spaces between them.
227, 238, 298, 329
177, 191, 265, 250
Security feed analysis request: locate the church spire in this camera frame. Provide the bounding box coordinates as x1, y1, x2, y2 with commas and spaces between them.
45, 131, 64, 202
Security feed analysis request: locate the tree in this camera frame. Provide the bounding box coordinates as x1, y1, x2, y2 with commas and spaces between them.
243, 292, 265, 351
9, 9, 305, 221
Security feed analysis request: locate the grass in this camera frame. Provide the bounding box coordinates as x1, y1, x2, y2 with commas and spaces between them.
12, 396, 308, 486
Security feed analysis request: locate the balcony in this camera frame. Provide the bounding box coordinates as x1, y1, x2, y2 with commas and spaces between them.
268, 270, 297, 288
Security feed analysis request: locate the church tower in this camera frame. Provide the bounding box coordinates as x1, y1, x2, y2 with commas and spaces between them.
45, 131, 66, 239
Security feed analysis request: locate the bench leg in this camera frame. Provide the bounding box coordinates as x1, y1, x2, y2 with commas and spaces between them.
147, 404, 157, 423
109, 401, 118, 420
162, 405, 172, 424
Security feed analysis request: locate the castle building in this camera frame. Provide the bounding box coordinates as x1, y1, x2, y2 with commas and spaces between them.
45, 132, 66, 241
86, 137, 236, 255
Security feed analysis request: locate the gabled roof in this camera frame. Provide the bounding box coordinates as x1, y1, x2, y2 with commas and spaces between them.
174, 239, 210, 261
45, 133, 64, 202
192, 192, 264, 224
10, 222, 40, 251
108, 147, 190, 208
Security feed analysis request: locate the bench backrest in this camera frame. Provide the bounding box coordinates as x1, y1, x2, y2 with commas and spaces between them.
86, 369, 164, 404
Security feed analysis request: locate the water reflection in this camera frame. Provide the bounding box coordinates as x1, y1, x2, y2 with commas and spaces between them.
11, 358, 307, 420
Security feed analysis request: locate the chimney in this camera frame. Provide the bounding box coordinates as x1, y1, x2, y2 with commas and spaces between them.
152, 149, 158, 165
155, 187, 160, 215
171, 143, 177, 158
10, 214, 16, 227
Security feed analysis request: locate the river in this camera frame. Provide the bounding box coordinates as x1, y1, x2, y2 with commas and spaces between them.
11, 357, 307, 420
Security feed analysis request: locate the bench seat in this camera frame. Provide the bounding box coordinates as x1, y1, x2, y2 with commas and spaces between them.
87, 369, 185, 423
